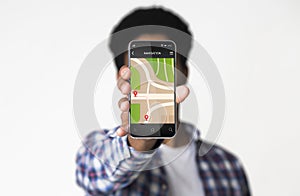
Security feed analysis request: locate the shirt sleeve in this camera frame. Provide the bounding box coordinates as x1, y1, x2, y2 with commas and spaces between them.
75, 128, 156, 195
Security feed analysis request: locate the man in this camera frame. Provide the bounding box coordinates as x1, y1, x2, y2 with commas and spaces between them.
76, 7, 251, 196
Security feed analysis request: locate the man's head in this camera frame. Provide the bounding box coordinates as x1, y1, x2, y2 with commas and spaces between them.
109, 7, 193, 84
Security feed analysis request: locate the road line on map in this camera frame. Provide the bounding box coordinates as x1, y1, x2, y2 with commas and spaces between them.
131, 94, 174, 99
164, 58, 169, 82
156, 58, 159, 75
148, 102, 174, 116
146, 80, 150, 117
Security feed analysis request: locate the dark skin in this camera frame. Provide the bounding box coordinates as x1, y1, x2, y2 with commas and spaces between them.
116, 34, 190, 151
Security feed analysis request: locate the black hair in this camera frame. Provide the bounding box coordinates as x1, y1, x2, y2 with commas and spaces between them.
109, 7, 193, 71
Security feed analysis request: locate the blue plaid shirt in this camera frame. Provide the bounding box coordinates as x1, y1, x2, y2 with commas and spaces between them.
76, 124, 251, 196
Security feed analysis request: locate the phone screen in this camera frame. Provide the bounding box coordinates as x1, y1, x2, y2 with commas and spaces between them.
129, 40, 176, 138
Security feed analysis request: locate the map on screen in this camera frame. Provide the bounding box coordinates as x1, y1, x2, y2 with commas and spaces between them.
130, 57, 175, 124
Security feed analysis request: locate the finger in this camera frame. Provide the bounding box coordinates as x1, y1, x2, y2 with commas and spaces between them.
117, 78, 131, 95
176, 85, 190, 103
119, 66, 131, 80
116, 111, 129, 137
117, 111, 129, 137
117, 127, 128, 137
121, 111, 129, 126
118, 97, 129, 112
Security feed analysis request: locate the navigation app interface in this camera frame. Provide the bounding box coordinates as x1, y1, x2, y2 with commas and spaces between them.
130, 57, 175, 123
129, 42, 175, 137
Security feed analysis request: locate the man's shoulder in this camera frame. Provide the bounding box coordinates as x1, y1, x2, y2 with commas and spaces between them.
196, 140, 251, 194
197, 140, 244, 172
199, 140, 240, 163
183, 122, 241, 164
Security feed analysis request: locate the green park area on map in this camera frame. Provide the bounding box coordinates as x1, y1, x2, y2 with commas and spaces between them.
130, 66, 140, 90
130, 103, 140, 123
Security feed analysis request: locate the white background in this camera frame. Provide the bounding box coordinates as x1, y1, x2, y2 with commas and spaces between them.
1, 0, 299, 195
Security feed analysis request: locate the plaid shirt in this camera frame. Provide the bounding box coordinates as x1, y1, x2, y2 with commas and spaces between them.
76, 124, 251, 196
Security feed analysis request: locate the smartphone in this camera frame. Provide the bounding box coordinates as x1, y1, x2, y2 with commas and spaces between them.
128, 40, 176, 138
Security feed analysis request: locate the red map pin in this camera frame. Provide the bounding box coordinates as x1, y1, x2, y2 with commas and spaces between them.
144, 114, 149, 121
133, 90, 138, 97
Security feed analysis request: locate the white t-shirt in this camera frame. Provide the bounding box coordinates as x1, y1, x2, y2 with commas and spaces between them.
160, 142, 205, 196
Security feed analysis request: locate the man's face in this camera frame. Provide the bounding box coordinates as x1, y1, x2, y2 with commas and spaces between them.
121, 34, 188, 85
